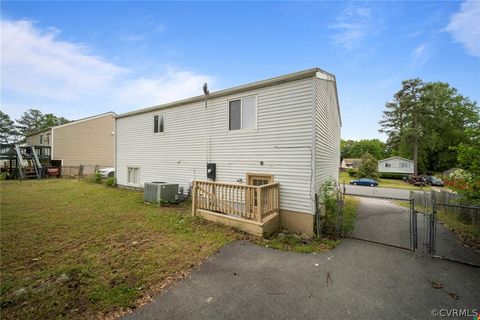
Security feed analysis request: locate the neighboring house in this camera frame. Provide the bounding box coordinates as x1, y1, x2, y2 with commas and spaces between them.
115, 68, 341, 235
378, 156, 414, 174
341, 158, 362, 169
26, 112, 115, 171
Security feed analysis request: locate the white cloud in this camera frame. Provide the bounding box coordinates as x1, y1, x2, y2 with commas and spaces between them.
1, 19, 125, 101
412, 43, 430, 66
446, 0, 480, 58
330, 5, 374, 50
1, 19, 214, 118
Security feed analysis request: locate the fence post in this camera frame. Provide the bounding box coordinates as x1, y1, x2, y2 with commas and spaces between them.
256, 187, 262, 223
191, 181, 197, 217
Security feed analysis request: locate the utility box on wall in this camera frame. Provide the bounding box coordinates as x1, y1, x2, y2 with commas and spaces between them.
207, 163, 216, 180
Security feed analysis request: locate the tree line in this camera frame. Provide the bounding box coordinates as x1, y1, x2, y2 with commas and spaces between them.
342, 79, 479, 176
0, 109, 70, 143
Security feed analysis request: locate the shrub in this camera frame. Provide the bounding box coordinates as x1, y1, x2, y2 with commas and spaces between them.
105, 176, 115, 187
357, 153, 379, 180
318, 179, 340, 238
347, 168, 357, 177
91, 172, 102, 184
379, 172, 406, 180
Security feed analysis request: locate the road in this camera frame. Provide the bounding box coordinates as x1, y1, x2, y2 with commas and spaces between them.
123, 240, 479, 320
343, 184, 413, 199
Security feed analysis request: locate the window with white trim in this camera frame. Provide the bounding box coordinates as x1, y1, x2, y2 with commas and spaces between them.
385, 163, 391, 168
40, 134, 43, 145
127, 167, 140, 184
400, 162, 411, 168
153, 114, 165, 133
229, 96, 256, 131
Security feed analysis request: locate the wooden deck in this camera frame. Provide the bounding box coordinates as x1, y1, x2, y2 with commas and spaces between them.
192, 180, 280, 237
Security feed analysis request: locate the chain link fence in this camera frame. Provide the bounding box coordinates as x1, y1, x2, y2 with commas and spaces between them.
415, 190, 479, 267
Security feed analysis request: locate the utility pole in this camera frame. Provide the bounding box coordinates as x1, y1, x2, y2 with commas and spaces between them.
413, 112, 418, 176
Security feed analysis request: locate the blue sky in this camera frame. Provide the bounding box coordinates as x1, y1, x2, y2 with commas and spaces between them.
1, 1, 479, 140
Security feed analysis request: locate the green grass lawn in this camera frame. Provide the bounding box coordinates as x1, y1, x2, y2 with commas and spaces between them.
0, 179, 237, 319
339, 171, 431, 191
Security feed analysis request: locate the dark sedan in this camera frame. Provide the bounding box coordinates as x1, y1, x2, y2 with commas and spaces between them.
350, 178, 378, 187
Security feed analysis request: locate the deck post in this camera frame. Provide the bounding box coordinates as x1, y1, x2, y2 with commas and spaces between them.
256, 187, 262, 223
192, 181, 197, 217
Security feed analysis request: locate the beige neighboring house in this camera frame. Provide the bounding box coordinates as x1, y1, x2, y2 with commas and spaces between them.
26, 112, 116, 171
340, 158, 362, 169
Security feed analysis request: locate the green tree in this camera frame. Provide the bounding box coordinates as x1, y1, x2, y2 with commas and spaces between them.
42, 113, 70, 128
379, 79, 479, 174
341, 139, 387, 160
0, 111, 16, 143
15, 109, 70, 139
356, 153, 379, 180
453, 127, 480, 204
15, 109, 45, 137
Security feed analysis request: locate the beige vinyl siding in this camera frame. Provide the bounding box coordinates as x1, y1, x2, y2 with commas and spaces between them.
26, 129, 52, 146
52, 114, 114, 167
314, 76, 341, 193
116, 77, 316, 215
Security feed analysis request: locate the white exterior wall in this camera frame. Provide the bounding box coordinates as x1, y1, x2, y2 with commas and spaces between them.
116, 77, 316, 215
314, 76, 341, 193
378, 158, 414, 174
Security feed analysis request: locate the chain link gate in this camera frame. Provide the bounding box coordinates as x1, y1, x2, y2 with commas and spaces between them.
411, 190, 480, 267
342, 192, 418, 251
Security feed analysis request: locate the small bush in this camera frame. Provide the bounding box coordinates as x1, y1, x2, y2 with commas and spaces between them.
319, 179, 340, 238
105, 177, 115, 187
0, 172, 7, 180
91, 172, 102, 184
380, 172, 406, 180
347, 168, 357, 177
357, 153, 379, 180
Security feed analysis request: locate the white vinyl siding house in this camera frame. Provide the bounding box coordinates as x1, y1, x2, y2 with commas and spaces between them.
378, 157, 414, 174
115, 68, 341, 234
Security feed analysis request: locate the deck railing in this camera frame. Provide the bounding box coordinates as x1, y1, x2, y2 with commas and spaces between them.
192, 180, 280, 223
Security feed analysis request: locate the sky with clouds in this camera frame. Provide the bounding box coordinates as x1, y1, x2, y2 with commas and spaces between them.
1, 1, 479, 140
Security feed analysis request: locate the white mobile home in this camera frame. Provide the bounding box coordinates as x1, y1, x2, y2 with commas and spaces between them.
378, 156, 414, 174
115, 68, 341, 235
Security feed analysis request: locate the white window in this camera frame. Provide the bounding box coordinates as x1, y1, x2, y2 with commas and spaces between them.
127, 167, 140, 184
153, 114, 165, 133
400, 163, 411, 168
385, 163, 391, 168
46, 133, 51, 145
40, 134, 43, 145
228, 96, 256, 131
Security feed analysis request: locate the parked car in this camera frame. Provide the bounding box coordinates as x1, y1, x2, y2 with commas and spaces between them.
428, 176, 444, 187
350, 178, 378, 187
98, 167, 115, 178
409, 176, 426, 187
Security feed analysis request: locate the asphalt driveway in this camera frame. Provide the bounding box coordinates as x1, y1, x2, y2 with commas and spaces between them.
123, 239, 480, 320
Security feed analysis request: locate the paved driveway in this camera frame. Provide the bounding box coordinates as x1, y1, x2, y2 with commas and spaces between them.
351, 196, 480, 266
124, 240, 479, 320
